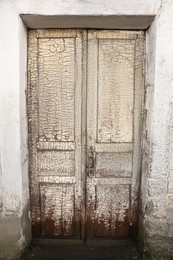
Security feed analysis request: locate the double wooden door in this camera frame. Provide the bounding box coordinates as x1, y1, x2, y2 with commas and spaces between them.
28, 29, 144, 240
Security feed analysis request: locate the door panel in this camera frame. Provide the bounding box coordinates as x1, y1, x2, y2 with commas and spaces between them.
28, 30, 83, 238
95, 184, 130, 237
86, 30, 144, 239
95, 152, 132, 178
28, 29, 144, 240
97, 38, 134, 143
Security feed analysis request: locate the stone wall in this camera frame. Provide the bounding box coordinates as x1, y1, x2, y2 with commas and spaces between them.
140, 0, 173, 257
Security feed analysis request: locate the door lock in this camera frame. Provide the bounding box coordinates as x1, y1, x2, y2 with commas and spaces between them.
88, 146, 95, 176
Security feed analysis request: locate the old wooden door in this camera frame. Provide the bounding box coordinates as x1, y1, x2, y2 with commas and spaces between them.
86, 31, 144, 239
28, 29, 144, 239
28, 30, 83, 238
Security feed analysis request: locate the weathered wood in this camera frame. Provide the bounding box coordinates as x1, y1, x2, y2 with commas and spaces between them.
87, 30, 144, 239
28, 29, 83, 238
28, 29, 144, 240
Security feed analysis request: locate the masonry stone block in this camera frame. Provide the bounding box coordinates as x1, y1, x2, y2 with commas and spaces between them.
144, 197, 167, 219
145, 218, 169, 238
147, 178, 167, 197
168, 178, 173, 194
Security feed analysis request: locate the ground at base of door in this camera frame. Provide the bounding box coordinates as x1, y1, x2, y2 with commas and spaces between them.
20, 244, 142, 260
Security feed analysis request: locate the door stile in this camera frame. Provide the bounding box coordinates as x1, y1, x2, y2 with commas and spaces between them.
28, 30, 40, 237
81, 30, 88, 241
130, 35, 144, 235
74, 30, 83, 238
86, 31, 98, 239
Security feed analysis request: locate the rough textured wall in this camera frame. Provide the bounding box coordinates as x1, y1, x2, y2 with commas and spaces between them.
16, 0, 161, 16
0, 1, 31, 259
141, 0, 173, 257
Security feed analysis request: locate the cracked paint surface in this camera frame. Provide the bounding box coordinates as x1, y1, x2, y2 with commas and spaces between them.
28, 30, 82, 238
28, 29, 144, 239
38, 37, 75, 142
86, 30, 144, 239
97, 39, 135, 143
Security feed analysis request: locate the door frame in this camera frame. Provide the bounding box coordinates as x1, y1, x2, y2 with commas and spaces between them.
27, 29, 145, 242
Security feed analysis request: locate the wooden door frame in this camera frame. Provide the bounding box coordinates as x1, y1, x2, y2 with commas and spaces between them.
28, 29, 144, 242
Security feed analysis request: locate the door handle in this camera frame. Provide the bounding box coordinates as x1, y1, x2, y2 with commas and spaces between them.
88, 147, 95, 177
89, 155, 94, 169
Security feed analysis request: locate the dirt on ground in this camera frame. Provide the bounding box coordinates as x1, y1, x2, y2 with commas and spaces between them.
20, 244, 142, 260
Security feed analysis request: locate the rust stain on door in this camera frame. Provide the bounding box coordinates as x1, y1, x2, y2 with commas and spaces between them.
28, 29, 144, 239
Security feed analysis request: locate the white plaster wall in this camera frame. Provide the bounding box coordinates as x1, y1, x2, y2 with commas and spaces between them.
16, 0, 161, 16
141, 0, 173, 257
0, 2, 29, 259
0, 1, 28, 216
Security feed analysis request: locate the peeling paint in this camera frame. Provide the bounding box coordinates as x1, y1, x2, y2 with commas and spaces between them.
86, 30, 144, 239
28, 29, 144, 239
28, 30, 83, 238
